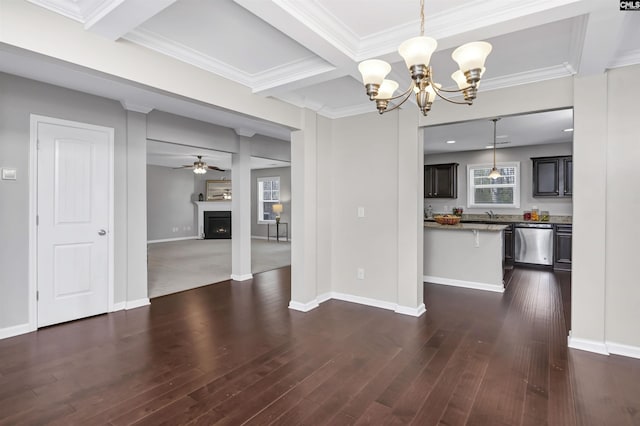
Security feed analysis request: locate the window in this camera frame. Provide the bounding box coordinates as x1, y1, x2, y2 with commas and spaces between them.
257, 176, 280, 223
467, 162, 520, 208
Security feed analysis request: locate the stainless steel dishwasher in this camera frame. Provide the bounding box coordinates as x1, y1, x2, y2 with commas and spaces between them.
514, 223, 554, 265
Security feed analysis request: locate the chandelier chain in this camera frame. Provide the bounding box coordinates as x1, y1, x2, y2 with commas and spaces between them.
420, 0, 425, 36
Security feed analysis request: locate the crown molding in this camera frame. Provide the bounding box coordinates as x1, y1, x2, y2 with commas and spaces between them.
251, 57, 336, 93
120, 101, 153, 113
567, 14, 588, 73
234, 128, 256, 138
124, 28, 334, 94
27, 0, 84, 22
608, 49, 640, 70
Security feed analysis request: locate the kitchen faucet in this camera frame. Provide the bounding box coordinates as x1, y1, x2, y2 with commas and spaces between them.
485, 210, 495, 219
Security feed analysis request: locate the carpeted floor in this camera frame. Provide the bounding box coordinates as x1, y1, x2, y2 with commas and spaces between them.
147, 238, 291, 298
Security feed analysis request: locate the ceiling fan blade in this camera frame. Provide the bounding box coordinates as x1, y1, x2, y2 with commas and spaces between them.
172, 165, 193, 169
207, 166, 225, 171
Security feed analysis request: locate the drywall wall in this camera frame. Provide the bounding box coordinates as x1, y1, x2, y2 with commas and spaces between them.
251, 167, 292, 239
604, 65, 640, 349
423, 142, 573, 216
0, 72, 130, 330
330, 111, 399, 304
147, 165, 198, 241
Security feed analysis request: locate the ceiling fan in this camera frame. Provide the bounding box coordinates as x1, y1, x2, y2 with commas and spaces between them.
173, 155, 225, 174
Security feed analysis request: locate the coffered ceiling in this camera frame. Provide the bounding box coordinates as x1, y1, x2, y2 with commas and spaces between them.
13, 0, 640, 150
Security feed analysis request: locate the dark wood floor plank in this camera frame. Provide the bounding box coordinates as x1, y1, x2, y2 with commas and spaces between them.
0, 266, 639, 426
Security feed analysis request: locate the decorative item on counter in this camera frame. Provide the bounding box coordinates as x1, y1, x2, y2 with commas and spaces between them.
434, 214, 461, 225
523, 211, 531, 220
426, 205, 433, 218
531, 208, 539, 221
541, 210, 550, 221
198, 193, 204, 201
452, 207, 464, 216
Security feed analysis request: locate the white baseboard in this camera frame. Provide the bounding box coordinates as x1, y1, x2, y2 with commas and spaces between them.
311, 292, 426, 317
606, 341, 640, 359
251, 235, 268, 240
330, 292, 397, 311
423, 275, 504, 293
0, 322, 35, 340
147, 236, 199, 244
231, 273, 253, 281
111, 298, 150, 311
568, 336, 609, 355
289, 299, 319, 312
395, 303, 427, 317
126, 298, 150, 310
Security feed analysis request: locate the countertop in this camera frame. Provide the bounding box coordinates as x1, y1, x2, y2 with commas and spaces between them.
424, 222, 510, 232
424, 214, 572, 225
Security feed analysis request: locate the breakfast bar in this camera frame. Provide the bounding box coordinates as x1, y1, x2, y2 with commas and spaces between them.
424, 222, 509, 292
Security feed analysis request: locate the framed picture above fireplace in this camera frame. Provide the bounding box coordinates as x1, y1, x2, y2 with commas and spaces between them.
206, 180, 232, 201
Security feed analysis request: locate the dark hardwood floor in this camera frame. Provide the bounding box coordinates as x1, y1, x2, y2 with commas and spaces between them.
1, 266, 639, 425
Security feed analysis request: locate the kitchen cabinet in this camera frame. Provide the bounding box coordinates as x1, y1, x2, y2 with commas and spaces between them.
503, 224, 514, 264
424, 163, 458, 198
532, 156, 572, 197
554, 224, 572, 271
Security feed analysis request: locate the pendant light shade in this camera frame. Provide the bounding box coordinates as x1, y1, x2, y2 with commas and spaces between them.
489, 118, 501, 180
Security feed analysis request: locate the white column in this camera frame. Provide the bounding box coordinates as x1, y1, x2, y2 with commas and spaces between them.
231, 135, 252, 281
125, 110, 150, 307
289, 109, 319, 311
396, 109, 425, 316
569, 74, 608, 354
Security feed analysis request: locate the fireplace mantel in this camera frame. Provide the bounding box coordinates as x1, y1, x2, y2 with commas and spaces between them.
194, 201, 231, 239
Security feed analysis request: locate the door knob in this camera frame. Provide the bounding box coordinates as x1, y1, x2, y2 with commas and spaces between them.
98, 229, 107, 236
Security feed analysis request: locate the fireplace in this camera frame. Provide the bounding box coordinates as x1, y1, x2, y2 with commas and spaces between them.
204, 211, 231, 239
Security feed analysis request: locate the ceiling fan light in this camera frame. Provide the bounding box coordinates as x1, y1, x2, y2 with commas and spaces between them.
398, 36, 438, 69
358, 59, 391, 86
452, 41, 492, 73
375, 79, 399, 99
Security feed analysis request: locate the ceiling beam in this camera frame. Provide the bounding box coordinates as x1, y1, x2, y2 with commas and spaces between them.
576, 6, 626, 75
85, 0, 177, 41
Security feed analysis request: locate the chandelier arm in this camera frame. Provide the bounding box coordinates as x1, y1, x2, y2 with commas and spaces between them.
433, 89, 472, 105
432, 85, 474, 94
379, 90, 414, 114
375, 84, 415, 102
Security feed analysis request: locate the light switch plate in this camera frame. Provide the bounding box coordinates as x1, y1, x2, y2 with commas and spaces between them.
1, 168, 17, 180
357, 207, 365, 217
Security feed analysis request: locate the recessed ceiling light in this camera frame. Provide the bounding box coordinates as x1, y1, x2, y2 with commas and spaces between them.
446, 140, 456, 144
485, 145, 494, 149
563, 128, 574, 132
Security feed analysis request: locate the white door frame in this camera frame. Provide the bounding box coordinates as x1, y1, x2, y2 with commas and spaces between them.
28, 114, 115, 332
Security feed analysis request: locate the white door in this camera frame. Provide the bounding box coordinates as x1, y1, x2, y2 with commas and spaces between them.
36, 119, 112, 327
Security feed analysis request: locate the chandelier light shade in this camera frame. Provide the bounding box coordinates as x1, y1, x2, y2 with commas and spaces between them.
489, 118, 502, 180
358, 0, 492, 116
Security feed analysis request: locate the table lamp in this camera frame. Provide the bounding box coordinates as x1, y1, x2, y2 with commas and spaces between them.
272, 203, 283, 223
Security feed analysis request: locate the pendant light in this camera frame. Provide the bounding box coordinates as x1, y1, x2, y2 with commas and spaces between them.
488, 118, 501, 179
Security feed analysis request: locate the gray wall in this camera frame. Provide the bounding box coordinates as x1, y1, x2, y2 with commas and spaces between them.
251, 167, 292, 239
147, 165, 198, 241
423, 142, 573, 216
0, 72, 129, 328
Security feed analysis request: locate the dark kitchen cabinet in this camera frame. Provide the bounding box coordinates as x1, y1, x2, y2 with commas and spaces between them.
424, 163, 458, 198
504, 224, 514, 264
554, 224, 572, 271
532, 156, 572, 197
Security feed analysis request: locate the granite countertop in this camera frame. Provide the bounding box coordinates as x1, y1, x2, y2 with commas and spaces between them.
424, 214, 572, 225
424, 222, 510, 232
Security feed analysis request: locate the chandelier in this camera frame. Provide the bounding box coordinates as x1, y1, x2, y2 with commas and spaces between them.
358, 0, 492, 116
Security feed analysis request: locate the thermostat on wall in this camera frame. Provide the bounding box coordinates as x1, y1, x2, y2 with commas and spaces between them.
1, 168, 17, 180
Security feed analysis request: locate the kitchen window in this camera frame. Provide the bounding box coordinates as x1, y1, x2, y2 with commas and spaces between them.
467, 162, 520, 208
257, 176, 280, 224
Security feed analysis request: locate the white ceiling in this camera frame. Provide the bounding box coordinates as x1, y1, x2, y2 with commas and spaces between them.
146, 140, 291, 170
11, 0, 640, 153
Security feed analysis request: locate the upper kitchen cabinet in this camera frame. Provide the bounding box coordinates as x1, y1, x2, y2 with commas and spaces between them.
532, 156, 572, 197
425, 163, 458, 198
